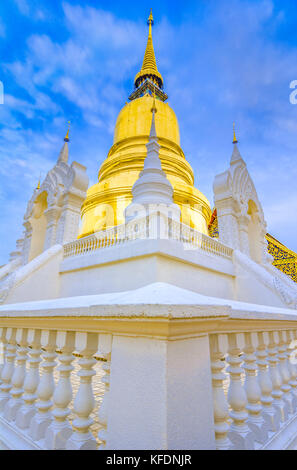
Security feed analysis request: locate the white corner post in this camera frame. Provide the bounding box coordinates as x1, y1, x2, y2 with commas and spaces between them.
106, 328, 216, 450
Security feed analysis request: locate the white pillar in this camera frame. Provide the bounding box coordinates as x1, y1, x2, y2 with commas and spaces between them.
243, 332, 268, 444
267, 331, 289, 422
45, 331, 75, 450
29, 330, 57, 440
4, 328, 28, 421
256, 332, 280, 432
0, 328, 16, 412
66, 332, 98, 450
226, 333, 254, 450
106, 334, 216, 450
97, 334, 113, 450
16, 329, 41, 429
209, 334, 231, 450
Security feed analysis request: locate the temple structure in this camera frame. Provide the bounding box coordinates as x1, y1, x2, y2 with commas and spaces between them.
0, 11, 297, 451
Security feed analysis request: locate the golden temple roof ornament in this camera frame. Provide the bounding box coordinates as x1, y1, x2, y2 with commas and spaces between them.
134, 9, 164, 90
233, 122, 238, 144
36, 172, 41, 190
64, 121, 70, 143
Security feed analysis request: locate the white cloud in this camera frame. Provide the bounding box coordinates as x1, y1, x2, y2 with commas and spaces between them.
14, 0, 48, 21
14, 0, 30, 15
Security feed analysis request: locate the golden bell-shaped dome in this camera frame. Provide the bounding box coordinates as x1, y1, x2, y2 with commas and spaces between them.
78, 12, 212, 239
114, 95, 180, 147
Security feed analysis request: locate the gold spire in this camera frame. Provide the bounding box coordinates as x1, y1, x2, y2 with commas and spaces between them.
64, 121, 70, 142
233, 122, 238, 144
134, 10, 163, 89
36, 172, 41, 190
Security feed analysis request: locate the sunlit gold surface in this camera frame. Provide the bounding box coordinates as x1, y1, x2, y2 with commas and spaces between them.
79, 95, 212, 238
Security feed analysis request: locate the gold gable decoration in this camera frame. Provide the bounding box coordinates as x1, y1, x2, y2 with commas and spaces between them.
208, 210, 297, 283
266, 233, 297, 283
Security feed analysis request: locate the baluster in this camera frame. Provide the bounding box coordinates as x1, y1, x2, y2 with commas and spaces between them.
287, 330, 297, 410
283, 330, 297, 412
209, 334, 231, 450
66, 332, 98, 450
45, 331, 75, 450
4, 328, 28, 421
277, 331, 294, 415
0, 328, 16, 412
267, 331, 289, 422
226, 333, 254, 450
256, 332, 280, 432
242, 332, 268, 444
29, 330, 57, 441
0, 328, 7, 387
97, 334, 113, 450
16, 329, 41, 429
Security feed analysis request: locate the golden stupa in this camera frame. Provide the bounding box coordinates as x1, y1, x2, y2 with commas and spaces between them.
79, 10, 212, 238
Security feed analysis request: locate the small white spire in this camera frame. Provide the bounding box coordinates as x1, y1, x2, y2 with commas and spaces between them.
125, 98, 180, 222
230, 123, 243, 165
57, 142, 69, 164
230, 142, 243, 165
149, 96, 157, 138
58, 122, 70, 164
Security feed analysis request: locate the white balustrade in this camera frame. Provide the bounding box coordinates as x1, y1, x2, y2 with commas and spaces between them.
66, 332, 98, 450
242, 332, 268, 444
256, 332, 281, 432
0, 328, 17, 412
0, 328, 6, 388
44, 331, 75, 450
277, 331, 294, 415
63, 219, 233, 261
287, 330, 297, 407
267, 331, 289, 422
29, 330, 57, 440
4, 328, 28, 421
97, 334, 112, 450
0, 317, 297, 451
209, 334, 231, 450
16, 329, 41, 429
226, 333, 254, 450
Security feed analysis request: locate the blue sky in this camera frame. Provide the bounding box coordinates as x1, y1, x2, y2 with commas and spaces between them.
0, 0, 297, 265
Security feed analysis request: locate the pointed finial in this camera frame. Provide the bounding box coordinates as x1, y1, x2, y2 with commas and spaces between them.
134, 10, 163, 89
233, 122, 238, 144
147, 8, 154, 26
36, 172, 41, 190
64, 121, 70, 142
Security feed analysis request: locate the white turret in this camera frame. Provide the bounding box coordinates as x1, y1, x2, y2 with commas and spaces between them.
125, 97, 180, 223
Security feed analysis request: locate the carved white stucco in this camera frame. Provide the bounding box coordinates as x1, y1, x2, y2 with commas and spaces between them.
213, 143, 267, 263
19, 142, 88, 266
